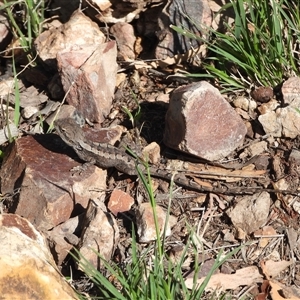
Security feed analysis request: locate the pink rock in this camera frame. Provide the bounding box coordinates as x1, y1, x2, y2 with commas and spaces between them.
57, 41, 117, 123
34, 11, 105, 70
164, 81, 247, 161
108, 189, 134, 216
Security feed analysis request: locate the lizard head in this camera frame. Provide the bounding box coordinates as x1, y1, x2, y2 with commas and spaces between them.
54, 118, 85, 146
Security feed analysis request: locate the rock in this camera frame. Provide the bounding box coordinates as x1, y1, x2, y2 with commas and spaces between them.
245, 121, 254, 138
48, 214, 84, 265
250, 86, 274, 102
136, 203, 171, 243
77, 199, 119, 270
108, 189, 134, 216
156, 93, 170, 103
281, 77, 300, 104
34, 11, 106, 70
253, 155, 270, 170
57, 41, 117, 123
233, 96, 255, 111
164, 81, 247, 161
0, 134, 106, 234
110, 22, 136, 61
227, 192, 271, 236
258, 111, 281, 136
82, 124, 124, 145
257, 99, 279, 115
0, 214, 77, 299
258, 97, 300, 138
279, 105, 300, 138
289, 148, 300, 166
235, 107, 250, 120
243, 141, 268, 157
142, 142, 161, 164
156, 0, 212, 60
22, 106, 39, 119
292, 201, 300, 215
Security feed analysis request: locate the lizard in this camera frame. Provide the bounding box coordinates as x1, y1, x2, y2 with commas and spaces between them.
54, 118, 300, 196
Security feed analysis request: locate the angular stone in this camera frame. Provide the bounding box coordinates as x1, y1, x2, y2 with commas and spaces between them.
83, 124, 124, 145
227, 192, 271, 235
258, 111, 281, 136
34, 11, 105, 70
136, 203, 171, 243
164, 81, 247, 161
233, 96, 257, 114
281, 77, 300, 104
57, 41, 117, 123
142, 142, 161, 164
48, 214, 83, 265
108, 189, 134, 216
257, 99, 279, 115
279, 107, 300, 138
0, 134, 106, 232
0, 214, 77, 299
244, 141, 268, 157
92, 0, 111, 11
289, 149, 300, 166
77, 200, 119, 270
258, 97, 300, 138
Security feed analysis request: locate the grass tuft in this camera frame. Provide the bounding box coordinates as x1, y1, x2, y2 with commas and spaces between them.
172, 0, 300, 91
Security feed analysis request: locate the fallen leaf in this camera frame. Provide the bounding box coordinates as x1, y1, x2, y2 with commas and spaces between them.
264, 260, 293, 278
260, 260, 300, 300
254, 226, 277, 247
269, 280, 300, 300
185, 266, 263, 291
